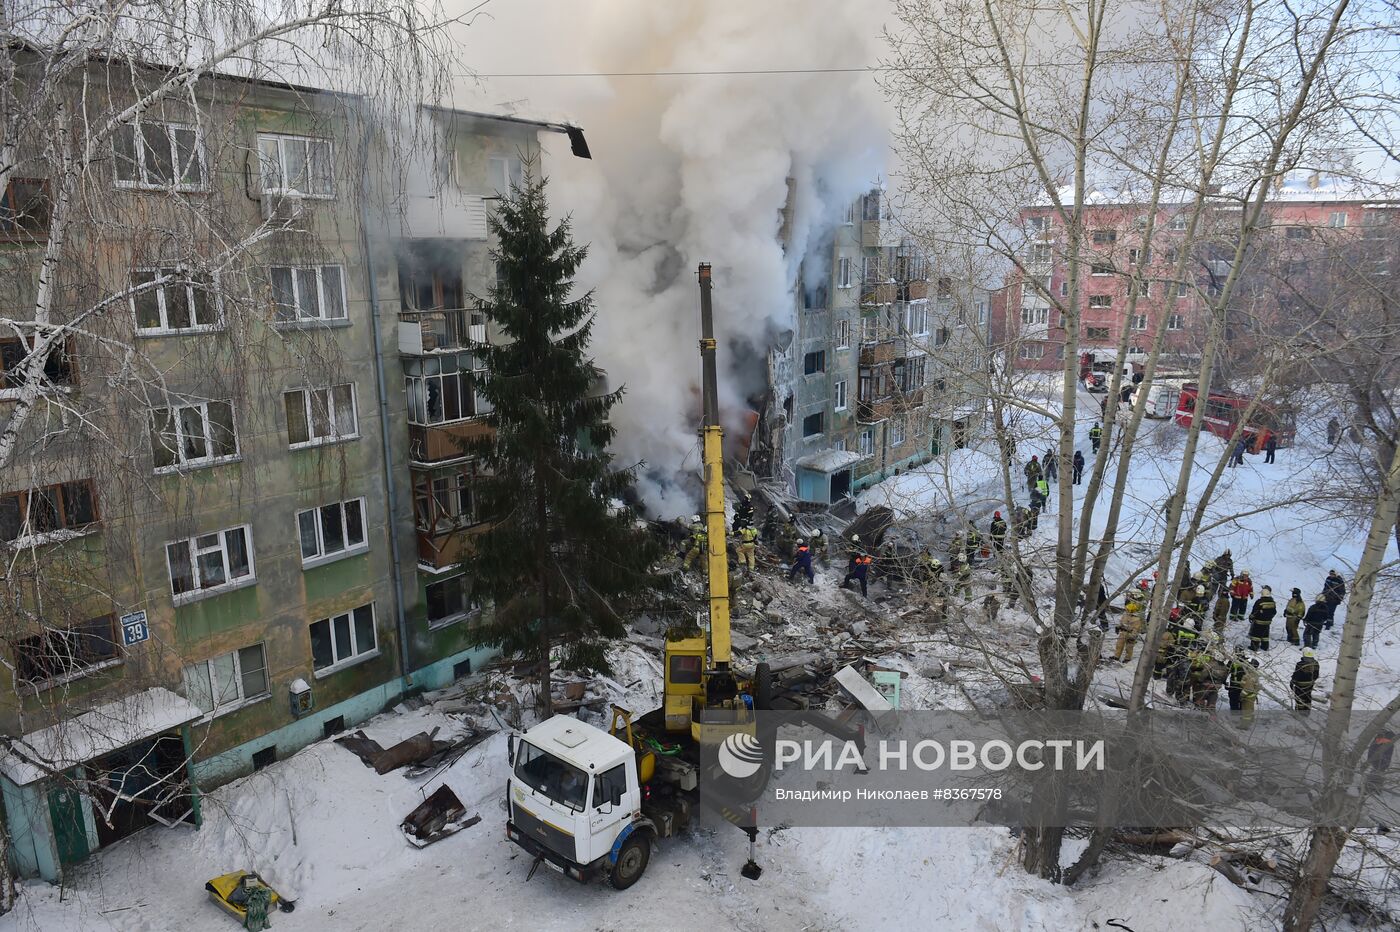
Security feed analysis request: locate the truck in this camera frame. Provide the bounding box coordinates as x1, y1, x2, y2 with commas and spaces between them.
505, 262, 769, 889
1080, 349, 1145, 393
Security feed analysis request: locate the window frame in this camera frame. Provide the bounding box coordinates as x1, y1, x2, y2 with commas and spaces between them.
1329, 211, 1348, 228
112, 121, 208, 191
256, 133, 335, 199
404, 354, 489, 426
801, 411, 824, 438
1166, 313, 1185, 331
858, 428, 875, 457
285, 383, 360, 448
414, 469, 479, 535
890, 418, 906, 447
181, 642, 270, 719
1131, 313, 1148, 331
13, 614, 121, 690
1085, 326, 1112, 342
1088, 295, 1112, 308
803, 350, 826, 375
833, 379, 848, 412
296, 497, 368, 568
1021, 306, 1049, 325
837, 257, 853, 289
426, 574, 479, 629
0, 480, 101, 545
488, 156, 524, 195
150, 400, 239, 472
131, 267, 222, 335
309, 603, 379, 676
269, 264, 348, 324
165, 525, 255, 604
0, 177, 51, 241
835, 319, 851, 349
1019, 342, 1045, 360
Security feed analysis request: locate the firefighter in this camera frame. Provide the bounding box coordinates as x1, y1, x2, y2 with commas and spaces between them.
1034, 477, 1051, 512
1024, 455, 1042, 493
1211, 590, 1231, 635
1182, 583, 1208, 631
1153, 607, 1184, 679
1283, 587, 1306, 645
810, 527, 828, 567
1303, 594, 1330, 648
1217, 549, 1235, 579
1322, 569, 1346, 629
1227, 650, 1248, 712
1089, 422, 1103, 453
1167, 627, 1198, 704
1190, 637, 1228, 711
683, 515, 707, 569
951, 551, 973, 599
788, 538, 814, 584
1228, 571, 1254, 622
842, 551, 872, 598
1292, 648, 1321, 713
1202, 559, 1226, 597
1072, 449, 1085, 485
1248, 585, 1277, 651
1240, 658, 1261, 727
777, 517, 797, 560
733, 494, 754, 532
965, 525, 982, 564
1113, 592, 1145, 662
1043, 446, 1058, 481
737, 523, 759, 572
990, 512, 1008, 553
1365, 730, 1396, 795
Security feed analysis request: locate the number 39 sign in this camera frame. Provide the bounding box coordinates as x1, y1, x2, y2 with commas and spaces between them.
121, 610, 150, 646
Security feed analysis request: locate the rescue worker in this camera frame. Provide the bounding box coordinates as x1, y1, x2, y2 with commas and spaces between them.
951, 551, 973, 599
965, 525, 982, 564
1113, 591, 1145, 662
1227, 650, 1248, 711
1153, 607, 1184, 679
1283, 587, 1306, 645
1240, 658, 1261, 727
1291, 648, 1320, 713
1248, 585, 1277, 651
1202, 559, 1226, 597
1013, 505, 1032, 540
788, 537, 814, 584
1365, 730, 1396, 795
1228, 570, 1254, 622
1217, 549, 1235, 580
1089, 422, 1103, 453
1072, 449, 1085, 485
777, 517, 798, 560
1303, 594, 1330, 648
1229, 437, 1246, 467
733, 495, 754, 532
1034, 477, 1051, 512
1211, 590, 1231, 635
1167, 625, 1198, 703
921, 552, 946, 596
1263, 433, 1277, 464
810, 527, 828, 567
1322, 569, 1346, 628
1024, 455, 1042, 493
1043, 446, 1058, 481
990, 512, 1008, 553
760, 507, 778, 542
737, 523, 759, 572
842, 551, 872, 597
1184, 584, 1209, 631
1190, 636, 1227, 711
683, 515, 707, 569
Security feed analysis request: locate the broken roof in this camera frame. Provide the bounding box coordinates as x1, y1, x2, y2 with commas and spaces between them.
795, 449, 864, 473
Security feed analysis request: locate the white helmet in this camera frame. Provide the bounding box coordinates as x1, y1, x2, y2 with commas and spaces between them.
1302, 648, 1316, 658
851, 534, 860, 542
691, 515, 702, 524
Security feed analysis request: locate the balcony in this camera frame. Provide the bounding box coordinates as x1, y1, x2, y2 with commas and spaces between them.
857, 397, 895, 423
862, 219, 900, 248
416, 524, 481, 570
860, 282, 896, 306
897, 280, 928, 300
398, 308, 487, 355
409, 420, 492, 464
859, 342, 898, 366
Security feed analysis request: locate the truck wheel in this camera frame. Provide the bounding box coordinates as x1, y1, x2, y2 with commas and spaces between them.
609, 833, 650, 890
754, 662, 773, 712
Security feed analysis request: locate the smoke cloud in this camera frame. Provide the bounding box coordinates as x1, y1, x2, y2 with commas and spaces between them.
453, 1, 891, 516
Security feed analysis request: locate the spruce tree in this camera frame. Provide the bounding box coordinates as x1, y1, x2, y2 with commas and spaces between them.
460, 172, 657, 716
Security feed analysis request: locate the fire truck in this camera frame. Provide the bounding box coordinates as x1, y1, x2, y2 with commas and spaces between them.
1173, 383, 1296, 450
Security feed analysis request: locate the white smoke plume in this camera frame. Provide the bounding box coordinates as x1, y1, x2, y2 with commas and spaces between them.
454, 1, 891, 516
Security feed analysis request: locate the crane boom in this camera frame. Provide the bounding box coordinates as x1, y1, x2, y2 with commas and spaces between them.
697, 262, 731, 668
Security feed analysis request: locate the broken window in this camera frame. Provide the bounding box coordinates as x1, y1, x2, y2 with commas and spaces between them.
803, 350, 825, 375
0, 178, 50, 240
257, 133, 334, 197
405, 354, 489, 425
14, 614, 118, 685
802, 411, 824, 437
426, 575, 476, 627
414, 470, 477, 533
149, 400, 238, 470
113, 121, 206, 189
0, 480, 99, 542
0, 335, 75, 389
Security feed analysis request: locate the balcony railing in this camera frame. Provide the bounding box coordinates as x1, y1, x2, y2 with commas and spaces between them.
416, 524, 482, 569
409, 420, 493, 464
399, 307, 487, 355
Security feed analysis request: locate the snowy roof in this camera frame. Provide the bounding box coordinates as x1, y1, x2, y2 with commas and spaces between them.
1031, 170, 1399, 209
795, 449, 864, 473
0, 687, 203, 786
520, 715, 631, 771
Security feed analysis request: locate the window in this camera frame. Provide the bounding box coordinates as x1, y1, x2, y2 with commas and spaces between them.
0, 481, 99, 543
1085, 327, 1111, 341
1128, 247, 1150, 266
257, 134, 334, 198
132, 268, 219, 333
802, 411, 824, 438
862, 191, 881, 222
905, 302, 928, 335
182, 644, 269, 716
1022, 276, 1049, 299
165, 526, 253, 599
1285, 226, 1312, 240
907, 356, 926, 388
593, 763, 628, 810
1167, 314, 1185, 331
285, 384, 358, 447
1026, 216, 1048, 236
1027, 244, 1053, 265
833, 380, 848, 411
1170, 214, 1188, 232
0, 178, 50, 240
14, 615, 118, 686
1059, 280, 1069, 297
890, 419, 905, 446
844, 202, 855, 225
414, 470, 477, 533
252, 747, 277, 771
1329, 211, 1348, 228
150, 401, 237, 470
1091, 229, 1116, 245
861, 314, 878, 342
1088, 295, 1112, 308
310, 603, 378, 673
405, 354, 489, 425
270, 265, 346, 323
802, 283, 828, 309
427, 575, 477, 627
1019, 342, 1044, 360
803, 351, 826, 375
297, 498, 367, 565
1090, 264, 1112, 276
1021, 306, 1049, 325
1131, 314, 1147, 330
836, 319, 851, 348
858, 428, 875, 457
113, 122, 206, 189
1176, 281, 1190, 297
0, 336, 74, 389
934, 327, 951, 347
837, 257, 853, 288
1136, 280, 1151, 297
833, 439, 847, 452
977, 300, 987, 324
858, 370, 872, 402
488, 156, 524, 195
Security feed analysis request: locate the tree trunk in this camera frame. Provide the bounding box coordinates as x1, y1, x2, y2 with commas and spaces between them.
1283, 826, 1349, 932
536, 449, 554, 717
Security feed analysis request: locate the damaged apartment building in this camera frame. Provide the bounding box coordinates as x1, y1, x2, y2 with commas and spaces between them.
749, 187, 989, 506
0, 56, 588, 882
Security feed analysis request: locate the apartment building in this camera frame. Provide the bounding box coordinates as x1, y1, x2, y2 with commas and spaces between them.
0, 62, 585, 881
756, 187, 988, 505
993, 171, 1397, 372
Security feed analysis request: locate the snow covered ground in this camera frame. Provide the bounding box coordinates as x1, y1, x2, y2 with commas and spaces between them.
8, 384, 1398, 932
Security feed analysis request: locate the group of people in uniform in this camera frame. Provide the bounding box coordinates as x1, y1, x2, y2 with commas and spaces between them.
1108, 548, 1349, 717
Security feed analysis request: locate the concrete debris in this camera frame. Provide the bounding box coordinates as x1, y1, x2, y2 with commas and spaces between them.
833, 664, 894, 713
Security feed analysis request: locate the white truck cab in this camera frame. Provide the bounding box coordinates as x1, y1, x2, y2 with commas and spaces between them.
506, 716, 654, 889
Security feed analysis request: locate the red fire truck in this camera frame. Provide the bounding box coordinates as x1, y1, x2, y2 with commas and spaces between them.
1173, 383, 1296, 451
